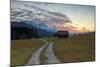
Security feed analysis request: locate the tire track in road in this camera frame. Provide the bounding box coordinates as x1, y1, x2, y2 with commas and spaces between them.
46, 42, 60, 64
26, 39, 60, 65
26, 44, 47, 65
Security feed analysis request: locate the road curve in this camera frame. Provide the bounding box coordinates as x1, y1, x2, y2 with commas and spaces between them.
26, 44, 47, 65
46, 43, 60, 64
26, 39, 60, 65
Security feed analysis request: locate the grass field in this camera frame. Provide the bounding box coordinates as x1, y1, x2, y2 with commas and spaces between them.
11, 32, 95, 66
40, 46, 48, 64
47, 32, 95, 63
11, 39, 44, 66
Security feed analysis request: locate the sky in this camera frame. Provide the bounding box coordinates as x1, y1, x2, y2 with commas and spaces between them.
11, 1, 95, 33
32, 2, 95, 32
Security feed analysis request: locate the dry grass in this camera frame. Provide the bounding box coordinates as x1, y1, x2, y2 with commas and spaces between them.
47, 33, 95, 63
11, 32, 95, 66
11, 39, 44, 66
40, 45, 48, 64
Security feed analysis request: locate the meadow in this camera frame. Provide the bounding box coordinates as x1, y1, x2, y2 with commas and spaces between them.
11, 39, 44, 66
11, 32, 95, 66
47, 32, 95, 63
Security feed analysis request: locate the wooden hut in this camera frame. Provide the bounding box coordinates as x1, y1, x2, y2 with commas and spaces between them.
56, 31, 69, 38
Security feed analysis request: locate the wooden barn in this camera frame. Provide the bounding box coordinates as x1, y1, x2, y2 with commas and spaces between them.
56, 31, 69, 38
11, 22, 38, 40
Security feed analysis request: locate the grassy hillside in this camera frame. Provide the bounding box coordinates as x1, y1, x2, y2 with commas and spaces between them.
11, 39, 44, 66
47, 32, 95, 63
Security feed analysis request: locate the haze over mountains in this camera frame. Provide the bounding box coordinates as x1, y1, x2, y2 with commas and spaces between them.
11, 1, 73, 37
11, 1, 71, 26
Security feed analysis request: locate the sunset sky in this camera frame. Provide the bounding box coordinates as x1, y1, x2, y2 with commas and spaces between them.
32, 2, 95, 32
11, 1, 95, 33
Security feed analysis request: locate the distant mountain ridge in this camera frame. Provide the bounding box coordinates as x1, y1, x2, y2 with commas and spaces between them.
11, 21, 56, 38
11, 1, 72, 38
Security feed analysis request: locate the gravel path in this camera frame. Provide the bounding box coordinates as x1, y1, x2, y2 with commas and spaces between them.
26, 44, 47, 65
26, 39, 60, 65
46, 43, 60, 64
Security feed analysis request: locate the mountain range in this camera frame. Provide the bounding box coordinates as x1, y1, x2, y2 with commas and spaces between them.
11, 1, 72, 37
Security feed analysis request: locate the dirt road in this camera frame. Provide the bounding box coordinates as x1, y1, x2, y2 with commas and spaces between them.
26, 44, 47, 65
46, 42, 60, 64
26, 39, 60, 65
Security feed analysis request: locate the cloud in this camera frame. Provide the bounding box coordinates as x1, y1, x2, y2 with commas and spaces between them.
11, 1, 71, 23
56, 23, 78, 32
52, 22, 89, 32
11, 1, 73, 32
78, 26, 89, 32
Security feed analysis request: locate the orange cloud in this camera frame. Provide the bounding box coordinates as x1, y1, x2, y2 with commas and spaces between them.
56, 22, 89, 32
78, 26, 89, 32
47, 22, 91, 33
